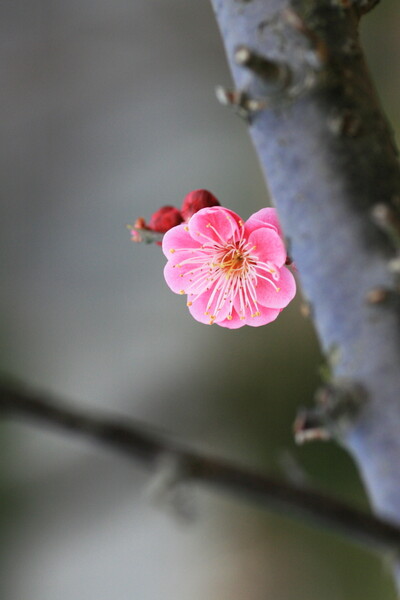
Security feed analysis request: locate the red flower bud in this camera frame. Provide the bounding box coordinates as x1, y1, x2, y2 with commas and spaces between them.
133, 217, 149, 230
181, 189, 220, 221
149, 206, 183, 233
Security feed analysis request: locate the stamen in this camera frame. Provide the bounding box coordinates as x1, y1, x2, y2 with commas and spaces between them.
256, 273, 281, 291
206, 222, 228, 245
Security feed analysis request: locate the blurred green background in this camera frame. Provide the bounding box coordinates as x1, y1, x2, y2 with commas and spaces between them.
1, 1, 399, 598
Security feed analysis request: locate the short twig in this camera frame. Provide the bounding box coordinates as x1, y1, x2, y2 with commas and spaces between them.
234, 45, 290, 90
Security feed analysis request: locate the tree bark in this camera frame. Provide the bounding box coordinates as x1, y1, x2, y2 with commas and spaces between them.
211, 0, 400, 586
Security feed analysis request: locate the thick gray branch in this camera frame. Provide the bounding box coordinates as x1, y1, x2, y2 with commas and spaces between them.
210, 0, 400, 584
1, 379, 400, 558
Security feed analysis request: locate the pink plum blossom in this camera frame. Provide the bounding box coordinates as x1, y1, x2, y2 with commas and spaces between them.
162, 206, 296, 328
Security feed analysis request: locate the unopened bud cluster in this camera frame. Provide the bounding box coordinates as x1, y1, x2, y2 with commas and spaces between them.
129, 190, 220, 243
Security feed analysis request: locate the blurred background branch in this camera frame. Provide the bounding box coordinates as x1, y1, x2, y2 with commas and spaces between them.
2, 378, 400, 557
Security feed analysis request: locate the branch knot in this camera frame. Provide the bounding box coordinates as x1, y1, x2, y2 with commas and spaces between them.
294, 380, 367, 444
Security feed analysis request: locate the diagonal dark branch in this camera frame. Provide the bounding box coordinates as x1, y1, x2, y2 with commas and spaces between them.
1, 378, 400, 558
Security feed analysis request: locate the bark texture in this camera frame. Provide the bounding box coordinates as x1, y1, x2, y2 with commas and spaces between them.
211, 0, 400, 580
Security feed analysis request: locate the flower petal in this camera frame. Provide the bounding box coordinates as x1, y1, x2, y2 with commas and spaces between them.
217, 308, 245, 329
244, 207, 281, 236
255, 266, 296, 309
188, 206, 242, 246
187, 294, 212, 325
187, 291, 216, 325
218, 306, 281, 328
248, 227, 287, 267
162, 223, 200, 259
164, 262, 195, 294
187, 286, 232, 325
244, 307, 281, 327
